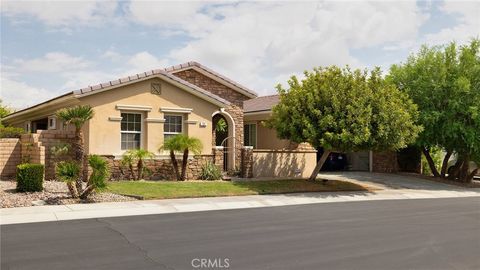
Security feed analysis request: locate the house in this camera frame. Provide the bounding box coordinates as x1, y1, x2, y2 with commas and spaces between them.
1, 62, 398, 180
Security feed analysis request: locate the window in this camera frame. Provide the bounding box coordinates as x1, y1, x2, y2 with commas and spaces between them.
121, 113, 142, 150
164, 115, 183, 141
48, 116, 56, 130
244, 123, 257, 148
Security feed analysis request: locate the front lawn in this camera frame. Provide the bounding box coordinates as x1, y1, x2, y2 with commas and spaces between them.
106, 179, 368, 200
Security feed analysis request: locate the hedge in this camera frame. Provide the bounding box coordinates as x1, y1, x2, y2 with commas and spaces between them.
16, 163, 44, 192
0, 126, 25, 138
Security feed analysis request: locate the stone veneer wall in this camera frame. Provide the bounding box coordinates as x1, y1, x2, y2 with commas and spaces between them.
372, 151, 398, 173
172, 69, 251, 170
106, 147, 225, 180
0, 139, 22, 179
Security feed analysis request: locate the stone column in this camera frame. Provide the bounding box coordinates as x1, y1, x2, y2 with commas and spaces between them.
212, 146, 224, 171
241, 146, 253, 178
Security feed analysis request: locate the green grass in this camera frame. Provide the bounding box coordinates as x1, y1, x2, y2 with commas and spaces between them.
106, 179, 368, 200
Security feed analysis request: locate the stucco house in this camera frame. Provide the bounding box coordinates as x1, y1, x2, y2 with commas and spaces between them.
2, 62, 398, 180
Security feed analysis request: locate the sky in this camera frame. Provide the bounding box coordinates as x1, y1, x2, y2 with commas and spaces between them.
1, 0, 479, 109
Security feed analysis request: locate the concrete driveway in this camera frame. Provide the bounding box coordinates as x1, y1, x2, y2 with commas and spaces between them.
318, 171, 475, 191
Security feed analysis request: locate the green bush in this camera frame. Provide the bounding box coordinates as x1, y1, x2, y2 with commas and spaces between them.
56, 161, 80, 183
88, 155, 109, 189
0, 126, 25, 138
199, 161, 222, 180
16, 163, 44, 192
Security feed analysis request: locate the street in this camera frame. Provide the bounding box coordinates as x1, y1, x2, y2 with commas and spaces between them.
2, 197, 480, 270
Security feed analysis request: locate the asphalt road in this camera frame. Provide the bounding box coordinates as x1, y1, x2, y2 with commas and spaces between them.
2, 197, 480, 270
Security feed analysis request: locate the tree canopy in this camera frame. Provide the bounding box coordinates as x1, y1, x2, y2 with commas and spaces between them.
269, 66, 421, 180
388, 39, 480, 181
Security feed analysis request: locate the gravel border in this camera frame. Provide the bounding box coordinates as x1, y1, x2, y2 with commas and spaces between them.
1, 180, 137, 208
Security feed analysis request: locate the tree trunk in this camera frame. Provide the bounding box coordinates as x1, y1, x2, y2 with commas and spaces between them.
466, 168, 478, 183
181, 150, 189, 181
79, 185, 95, 200
66, 182, 79, 198
440, 150, 452, 178
74, 128, 85, 193
458, 157, 470, 182
308, 150, 331, 181
448, 159, 463, 180
129, 163, 135, 180
170, 150, 181, 180
137, 159, 143, 180
422, 147, 440, 177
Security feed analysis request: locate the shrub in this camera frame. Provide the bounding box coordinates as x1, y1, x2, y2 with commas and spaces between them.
56, 161, 80, 183
56, 161, 81, 198
0, 126, 24, 138
199, 161, 222, 180
16, 163, 44, 192
88, 155, 109, 189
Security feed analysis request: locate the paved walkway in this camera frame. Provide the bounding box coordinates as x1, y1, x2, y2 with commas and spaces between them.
2, 173, 479, 225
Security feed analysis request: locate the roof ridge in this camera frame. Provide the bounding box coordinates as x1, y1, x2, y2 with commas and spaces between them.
164, 61, 258, 98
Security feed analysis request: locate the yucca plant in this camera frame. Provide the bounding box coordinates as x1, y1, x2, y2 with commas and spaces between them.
199, 161, 222, 180
56, 105, 94, 196
160, 134, 203, 181
56, 161, 81, 198
79, 155, 110, 199
121, 149, 154, 180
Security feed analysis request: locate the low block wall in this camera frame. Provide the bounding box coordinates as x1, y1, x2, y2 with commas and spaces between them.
0, 138, 22, 179
252, 149, 317, 178
106, 154, 219, 180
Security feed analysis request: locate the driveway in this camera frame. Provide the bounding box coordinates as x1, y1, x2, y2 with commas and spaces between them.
318, 171, 474, 191
2, 197, 479, 270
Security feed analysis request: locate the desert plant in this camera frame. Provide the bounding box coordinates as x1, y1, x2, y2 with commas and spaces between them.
160, 134, 203, 181
56, 161, 80, 198
0, 126, 24, 138
199, 161, 222, 180
79, 155, 110, 199
121, 149, 154, 180
215, 118, 227, 133
16, 163, 44, 192
56, 105, 94, 196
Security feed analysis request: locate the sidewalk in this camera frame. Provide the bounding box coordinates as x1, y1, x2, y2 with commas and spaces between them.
2, 188, 479, 225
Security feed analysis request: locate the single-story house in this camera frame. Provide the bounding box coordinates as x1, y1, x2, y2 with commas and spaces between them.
2, 62, 400, 180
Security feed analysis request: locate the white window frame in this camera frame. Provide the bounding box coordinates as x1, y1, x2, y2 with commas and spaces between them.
244, 123, 257, 149
163, 114, 184, 141
120, 112, 143, 151
48, 116, 57, 130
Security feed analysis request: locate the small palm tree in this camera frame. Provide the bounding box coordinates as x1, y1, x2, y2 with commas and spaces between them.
121, 149, 154, 180
56, 105, 94, 197
161, 134, 203, 181
55, 161, 80, 198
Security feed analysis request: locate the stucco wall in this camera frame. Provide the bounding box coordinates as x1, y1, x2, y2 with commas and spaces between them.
252, 150, 317, 178
0, 139, 22, 180
79, 78, 220, 156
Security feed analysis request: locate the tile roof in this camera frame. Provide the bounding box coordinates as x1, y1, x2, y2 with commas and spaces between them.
73, 68, 230, 106
243, 94, 279, 113
164, 61, 258, 98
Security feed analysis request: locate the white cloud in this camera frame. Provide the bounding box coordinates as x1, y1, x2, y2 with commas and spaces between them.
0, 0, 118, 27
161, 1, 427, 94
13, 52, 92, 73
0, 75, 53, 109
424, 1, 480, 45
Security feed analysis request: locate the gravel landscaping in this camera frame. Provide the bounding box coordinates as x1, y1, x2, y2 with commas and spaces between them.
1, 180, 136, 208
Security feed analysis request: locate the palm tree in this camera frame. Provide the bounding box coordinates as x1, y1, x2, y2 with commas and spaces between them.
121, 149, 154, 180
161, 135, 203, 181
56, 105, 94, 197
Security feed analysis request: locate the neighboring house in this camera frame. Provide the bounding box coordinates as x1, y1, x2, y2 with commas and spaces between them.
2, 61, 398, 179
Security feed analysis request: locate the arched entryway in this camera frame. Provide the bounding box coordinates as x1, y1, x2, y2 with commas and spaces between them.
212, 109, 235, 171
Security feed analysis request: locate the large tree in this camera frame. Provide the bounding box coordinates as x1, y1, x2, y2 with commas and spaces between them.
269, 66, 421, 181
388, 39, 480, 182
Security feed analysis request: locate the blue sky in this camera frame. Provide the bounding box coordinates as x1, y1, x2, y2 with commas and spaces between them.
1, 0, 479, 109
